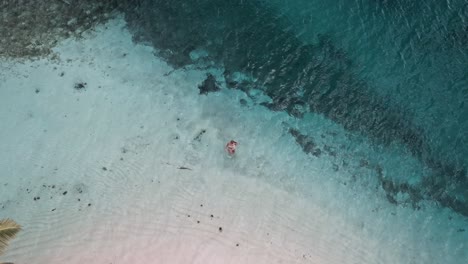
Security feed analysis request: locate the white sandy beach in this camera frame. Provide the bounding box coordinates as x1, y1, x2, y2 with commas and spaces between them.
0, 17, 466, 264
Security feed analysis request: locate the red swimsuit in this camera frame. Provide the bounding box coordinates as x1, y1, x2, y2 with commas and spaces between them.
225, 140, 238, 155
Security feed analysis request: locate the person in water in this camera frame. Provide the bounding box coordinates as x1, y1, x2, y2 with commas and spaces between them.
225, 140, 238, 156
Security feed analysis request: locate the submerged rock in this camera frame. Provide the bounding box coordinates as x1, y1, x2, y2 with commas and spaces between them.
0, 0, 128, 59
120, 0, 468, 217
289, 128, 322, 157
198, 74, 220, 95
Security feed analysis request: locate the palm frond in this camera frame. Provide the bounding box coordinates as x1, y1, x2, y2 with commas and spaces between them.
0, 219, 21, 256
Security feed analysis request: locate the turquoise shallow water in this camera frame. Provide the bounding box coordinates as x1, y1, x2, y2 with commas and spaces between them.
271, 0, 468, 174
122, 0, 468, 217
0, 1, 467, 262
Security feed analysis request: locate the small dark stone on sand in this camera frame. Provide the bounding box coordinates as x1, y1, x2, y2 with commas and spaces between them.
187, 214, 191, 217
51, 208, 56, 212
74, 82, 87, 90
200, 204, 203, 207
52, 185, 55, 188
194, 129, 207, 142
198, 74, 220, 95
35, 88, 40, 93
60, 72, 65, 77
88, 203, 92, 206
78, 198, 81, 201
197, 221, 200, 224
63, 191, 67, 195
210, 214, 214, 218
102, 167, 107, 171
457, 228, 465, 232
218, 227, 223, 232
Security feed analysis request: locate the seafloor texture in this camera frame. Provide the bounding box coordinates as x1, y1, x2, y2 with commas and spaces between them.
0, 0, 467, 263
0, 0, 130, 58
1, 17, 466, 264
122, 0, 468, 217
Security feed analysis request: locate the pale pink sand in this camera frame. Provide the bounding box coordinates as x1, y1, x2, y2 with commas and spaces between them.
4, 167, 381, 264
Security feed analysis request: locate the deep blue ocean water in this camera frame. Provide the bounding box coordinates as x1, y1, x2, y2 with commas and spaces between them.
123, 0, 468, 217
